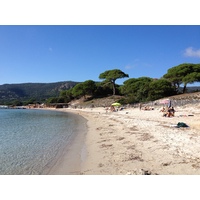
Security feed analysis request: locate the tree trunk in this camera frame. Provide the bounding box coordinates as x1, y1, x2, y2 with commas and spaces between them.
182, 83, 187, 93
112, 81, 116, 95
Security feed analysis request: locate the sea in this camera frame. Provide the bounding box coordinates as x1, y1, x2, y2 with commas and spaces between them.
0, 108, 87, 175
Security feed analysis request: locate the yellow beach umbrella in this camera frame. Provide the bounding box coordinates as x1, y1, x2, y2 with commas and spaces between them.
111, 102, 121, 106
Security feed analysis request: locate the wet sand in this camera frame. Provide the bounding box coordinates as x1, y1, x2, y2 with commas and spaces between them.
45, 110, 87, 175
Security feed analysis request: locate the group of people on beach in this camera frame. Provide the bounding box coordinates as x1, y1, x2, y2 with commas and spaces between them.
105, 105, 124, 112
160, 106, 175, 117
139, 103, 154, 111
105, 105, 116, 112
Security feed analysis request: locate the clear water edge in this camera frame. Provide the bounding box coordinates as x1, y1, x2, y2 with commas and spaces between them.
0, 109, 87, 175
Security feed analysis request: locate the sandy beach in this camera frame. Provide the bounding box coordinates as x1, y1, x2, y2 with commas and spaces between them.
48, 104, 200, 175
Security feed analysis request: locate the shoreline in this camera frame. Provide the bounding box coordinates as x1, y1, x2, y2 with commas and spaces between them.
45, 103, 200, 175
43, 108, 88, 175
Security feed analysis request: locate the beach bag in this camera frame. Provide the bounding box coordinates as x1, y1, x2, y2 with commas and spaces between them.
177, 122, 189, 128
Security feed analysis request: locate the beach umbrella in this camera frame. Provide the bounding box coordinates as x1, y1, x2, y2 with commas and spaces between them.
111, 102, 121, 106
168, 100, 172, 107
159, 99, 170, 105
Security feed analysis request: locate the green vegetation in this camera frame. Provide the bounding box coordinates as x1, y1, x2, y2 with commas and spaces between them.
0, 81, 78, 105
119, 77, 176, 103
99, 69, 129, 95
1, 64, 200, 106
71, 80, 97, 99
58, 65, 200, 105
163, 63, 200, 93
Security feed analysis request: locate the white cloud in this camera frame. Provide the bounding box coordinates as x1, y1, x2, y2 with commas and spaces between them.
125, 60, 152, 70
125, 59, 140, 70
184, 47, 200, 58
125, 65, 134, 70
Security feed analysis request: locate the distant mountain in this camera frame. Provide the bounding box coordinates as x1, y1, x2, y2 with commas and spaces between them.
185, 86, 200, 93
0, 81, 79, 104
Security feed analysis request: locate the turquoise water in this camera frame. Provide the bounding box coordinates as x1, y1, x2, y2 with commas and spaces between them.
0, 109, 86, 175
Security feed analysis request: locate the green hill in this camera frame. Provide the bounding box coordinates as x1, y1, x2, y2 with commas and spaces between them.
0, 81, 78, 104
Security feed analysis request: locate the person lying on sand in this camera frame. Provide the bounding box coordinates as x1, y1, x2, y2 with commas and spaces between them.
160, 107, 165, 112
110, 105, 116, 112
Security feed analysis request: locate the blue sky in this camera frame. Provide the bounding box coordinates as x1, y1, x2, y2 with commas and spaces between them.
1, 25, 200, 85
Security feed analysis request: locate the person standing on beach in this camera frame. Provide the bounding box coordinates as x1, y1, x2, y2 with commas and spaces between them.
139, 103, 142, 110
